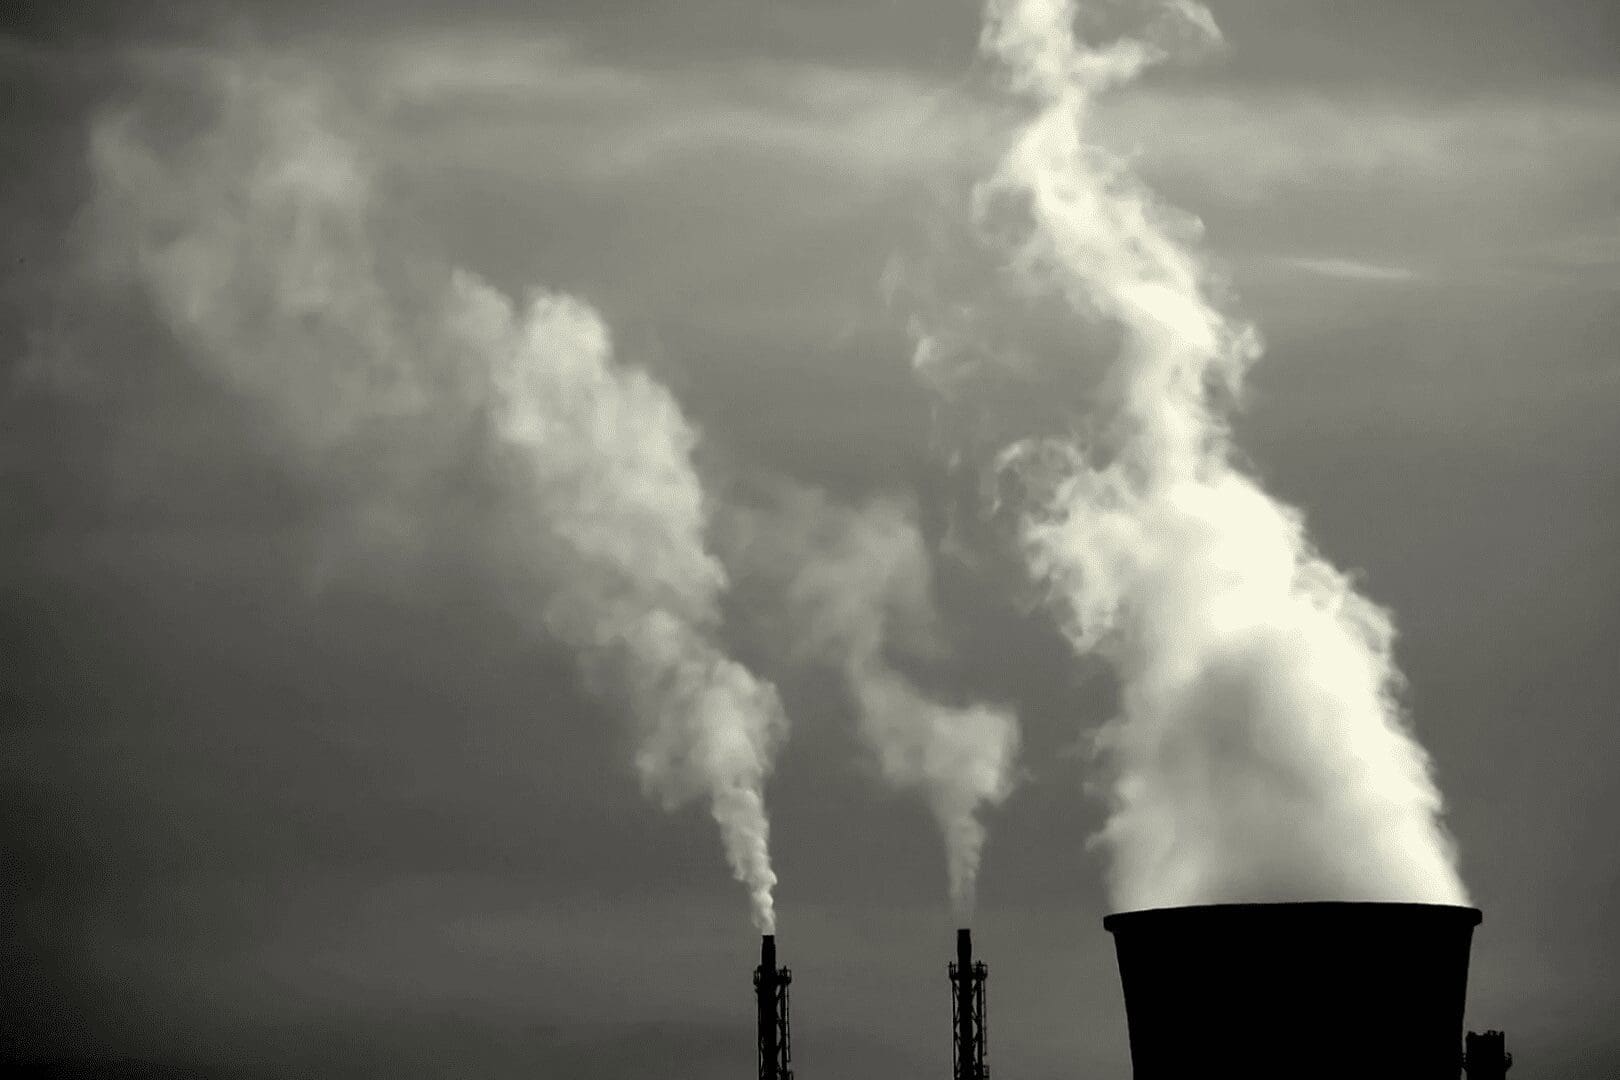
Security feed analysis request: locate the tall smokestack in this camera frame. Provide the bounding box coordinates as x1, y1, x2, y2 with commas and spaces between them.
754, 934, 792, 1080
1104, 902, 1482, 1080
949, 928, 988, 1080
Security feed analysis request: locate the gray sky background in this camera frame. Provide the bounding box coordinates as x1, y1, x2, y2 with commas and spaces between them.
3, 1, 1618, 1077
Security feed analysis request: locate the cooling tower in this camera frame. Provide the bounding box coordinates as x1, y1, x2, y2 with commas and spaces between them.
1103, 902, 1482, 1080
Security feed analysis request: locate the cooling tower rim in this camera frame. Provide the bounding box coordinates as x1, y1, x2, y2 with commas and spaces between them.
1103, 900, 1482, 933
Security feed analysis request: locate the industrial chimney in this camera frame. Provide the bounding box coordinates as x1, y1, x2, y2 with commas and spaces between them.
1103, 902, 1481, 1080
949, 928, 988, 1080
754, 934, 792, 1080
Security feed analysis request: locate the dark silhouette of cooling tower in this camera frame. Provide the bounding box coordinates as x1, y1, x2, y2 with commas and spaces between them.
949, 928, 988, 1080
1103, 902, 1482, 1080
753, 934, 792, 1080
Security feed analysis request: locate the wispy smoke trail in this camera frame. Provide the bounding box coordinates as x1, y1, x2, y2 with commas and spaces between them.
731, 491, 1019, 916
88, 63, 787, 929
916, 0, 1468, 908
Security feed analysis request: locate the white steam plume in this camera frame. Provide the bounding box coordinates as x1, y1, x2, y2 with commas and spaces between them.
914, 0, 1469, 909
88, 63, 788, 929
735, 491, 1019, 917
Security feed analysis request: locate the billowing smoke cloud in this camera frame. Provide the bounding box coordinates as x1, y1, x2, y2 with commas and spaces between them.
87, 60, 788, 929
730, 490, 1019, 917
912, 0, 1468, 909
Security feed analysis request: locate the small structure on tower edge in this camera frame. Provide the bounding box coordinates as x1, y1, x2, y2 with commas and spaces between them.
1464, 1030, 1512, 1080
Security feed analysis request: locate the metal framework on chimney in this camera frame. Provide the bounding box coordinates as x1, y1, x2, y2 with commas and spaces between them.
755, 935, 793, 1080
950, 929, 988, 1080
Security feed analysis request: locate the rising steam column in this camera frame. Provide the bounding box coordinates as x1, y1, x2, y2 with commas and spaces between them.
754, 935, 793, 1080
949, 928, 988, 1080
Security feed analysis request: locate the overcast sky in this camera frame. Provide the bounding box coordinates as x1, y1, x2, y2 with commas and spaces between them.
3, 1, 1618, 1078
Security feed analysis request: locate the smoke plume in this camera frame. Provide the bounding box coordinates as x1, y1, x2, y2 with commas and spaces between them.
914, 0, 1469, 908
87, 61, 788, 929
732, 491, 1019, 917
